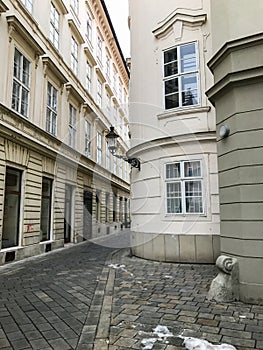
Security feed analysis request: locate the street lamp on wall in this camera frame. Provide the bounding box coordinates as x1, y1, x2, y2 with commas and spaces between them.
105, 126, 141, 170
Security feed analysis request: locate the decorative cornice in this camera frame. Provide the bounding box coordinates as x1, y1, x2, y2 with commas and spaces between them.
206, 67, 263, 105
0, 0, 8, 13
65, 83, 85, 105
68, 19, 85, 44
208, 32, 263, 73
52, 0, 68, 14
6, 15, 45, 56
153, 11, 207, 39
127, 131, 216, 158
84, 45, 96, 66
42, 56, 68, 85
95, 66, 106, 83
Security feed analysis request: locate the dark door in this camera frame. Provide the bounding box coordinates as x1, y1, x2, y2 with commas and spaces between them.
64, 184, 73, 243
83, 190, 92, 240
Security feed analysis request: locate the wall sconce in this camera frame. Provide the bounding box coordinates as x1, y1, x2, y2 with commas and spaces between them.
219, 125, 230, 138
105, 126, 141, 170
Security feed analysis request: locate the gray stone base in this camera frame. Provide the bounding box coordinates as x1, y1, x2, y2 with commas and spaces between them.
130, 232, 220, 263
0, 239, 64, 265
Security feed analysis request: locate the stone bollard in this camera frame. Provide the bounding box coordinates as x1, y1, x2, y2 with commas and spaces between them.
207, 255, 239, 302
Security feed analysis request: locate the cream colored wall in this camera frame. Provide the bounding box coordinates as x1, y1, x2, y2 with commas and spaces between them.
128, 0, 220, 262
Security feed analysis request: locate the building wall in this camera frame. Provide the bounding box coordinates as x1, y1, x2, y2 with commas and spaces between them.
128, 0, 220, 262
207, 0, 263, 303
0, 0, 130, 264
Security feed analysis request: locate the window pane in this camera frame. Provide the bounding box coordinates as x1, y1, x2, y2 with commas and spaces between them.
180, 43, 197, 73
184, 161, 201, 177
165, 93, 179, 109
165, 78, 178, 94
167, 198, 182, 213
181, 75, 198, 106
185, 180, 203, 213
167, 182, 181, 197
164, 48, 177, 64
166, 163, 180, 178
164, 61, 178, 77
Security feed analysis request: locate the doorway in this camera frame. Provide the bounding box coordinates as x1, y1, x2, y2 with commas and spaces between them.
64, 184, 74, 243
83, 190, 92, 240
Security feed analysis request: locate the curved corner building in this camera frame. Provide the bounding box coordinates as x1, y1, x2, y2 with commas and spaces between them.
128, 0, 220, 263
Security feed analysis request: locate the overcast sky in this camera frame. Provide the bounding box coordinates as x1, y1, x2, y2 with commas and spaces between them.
104, 0, 130, 59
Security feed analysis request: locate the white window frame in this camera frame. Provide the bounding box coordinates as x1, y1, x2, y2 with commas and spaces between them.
46, 82, 58, 136
97, 35, 102, 62
85, 120, 91, 157
165, 160, 204, 215
12, 48, 31, 118
71, 0, 79, 14
86, 12, 92, 42
163, 42, 199, 110
96, 132, 102, 165
50, 2, 59, 49
106, 55, 110, 77
21, 0, 33, 12
97, 79, 102, 107
69, 104, 77, 148
71, 36, 78, 75
86, 62, 92, 93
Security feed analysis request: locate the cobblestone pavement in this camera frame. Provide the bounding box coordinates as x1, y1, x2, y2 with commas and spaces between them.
0, 242, 114, 350
96, 253, 263, 350
0, 232, 263, 350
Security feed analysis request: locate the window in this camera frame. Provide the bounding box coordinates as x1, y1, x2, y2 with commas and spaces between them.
71, 0, 79, 14
71, 37, 78, 75
12, 48, 30, 118
69, 104, 77, 148
21, 0, 32, 12
113, 67, 117, 92
106, 93, 111, 114
86, 62, 91, 93
97, 79, 102, 107
96, 132, 102, 165
106, 146, 110, 170
119, 81, 122, 103
113, 156, 117, 175
163, 42, 199, 110
105, 193, 110, 222
40, 178, 53, 242
96, 190, 101, 222
106, 55, 110, 77
97, 35, 102, 62
86, 12, 92, 42
165, 160, 203, 214
46, 82, 57, 135
85, 120, 91, 157
50, 3, 59, 49
2, 168, 22, 249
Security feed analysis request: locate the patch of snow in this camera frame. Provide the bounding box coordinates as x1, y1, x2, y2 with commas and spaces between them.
164, 275, 173, 279
153, 325, 173, 340
180, 336, 237, 350
239, 315, 246, 319
108, 263, 133, 276
141, 338, 157, 349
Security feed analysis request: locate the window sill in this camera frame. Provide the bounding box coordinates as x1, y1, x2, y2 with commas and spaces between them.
157, 105, 211, 120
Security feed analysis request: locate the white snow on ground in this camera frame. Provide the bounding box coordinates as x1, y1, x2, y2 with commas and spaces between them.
180, 336, 237, 350
108, 263, 134, 276
141, 338, 157, 349
140, 325, 237, 350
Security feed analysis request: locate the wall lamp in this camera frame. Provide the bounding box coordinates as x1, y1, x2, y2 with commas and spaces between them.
105, 126, 141, 170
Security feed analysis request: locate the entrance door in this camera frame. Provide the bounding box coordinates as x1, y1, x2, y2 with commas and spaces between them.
83, 190, 92, 240
64, 184, 73, 243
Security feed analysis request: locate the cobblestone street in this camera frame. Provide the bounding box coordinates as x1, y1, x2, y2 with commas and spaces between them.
0, 234, 263, 350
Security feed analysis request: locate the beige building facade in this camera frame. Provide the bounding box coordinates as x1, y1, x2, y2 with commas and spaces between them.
0, 0, 130, 264
128, 0, 220, 263
207, 0, 263, 303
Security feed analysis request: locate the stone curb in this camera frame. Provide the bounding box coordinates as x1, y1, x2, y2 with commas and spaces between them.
76, 248, 131, 350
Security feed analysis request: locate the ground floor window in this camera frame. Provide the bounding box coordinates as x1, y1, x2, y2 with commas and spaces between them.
40, 177, 53, 242
165, 160, 204, 214
2, 167, 22, 249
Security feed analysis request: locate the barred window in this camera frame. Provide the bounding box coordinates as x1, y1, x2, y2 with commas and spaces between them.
165, 160, 203, 214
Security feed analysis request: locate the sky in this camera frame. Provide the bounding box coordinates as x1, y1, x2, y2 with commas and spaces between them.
104, 0, 130, 58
